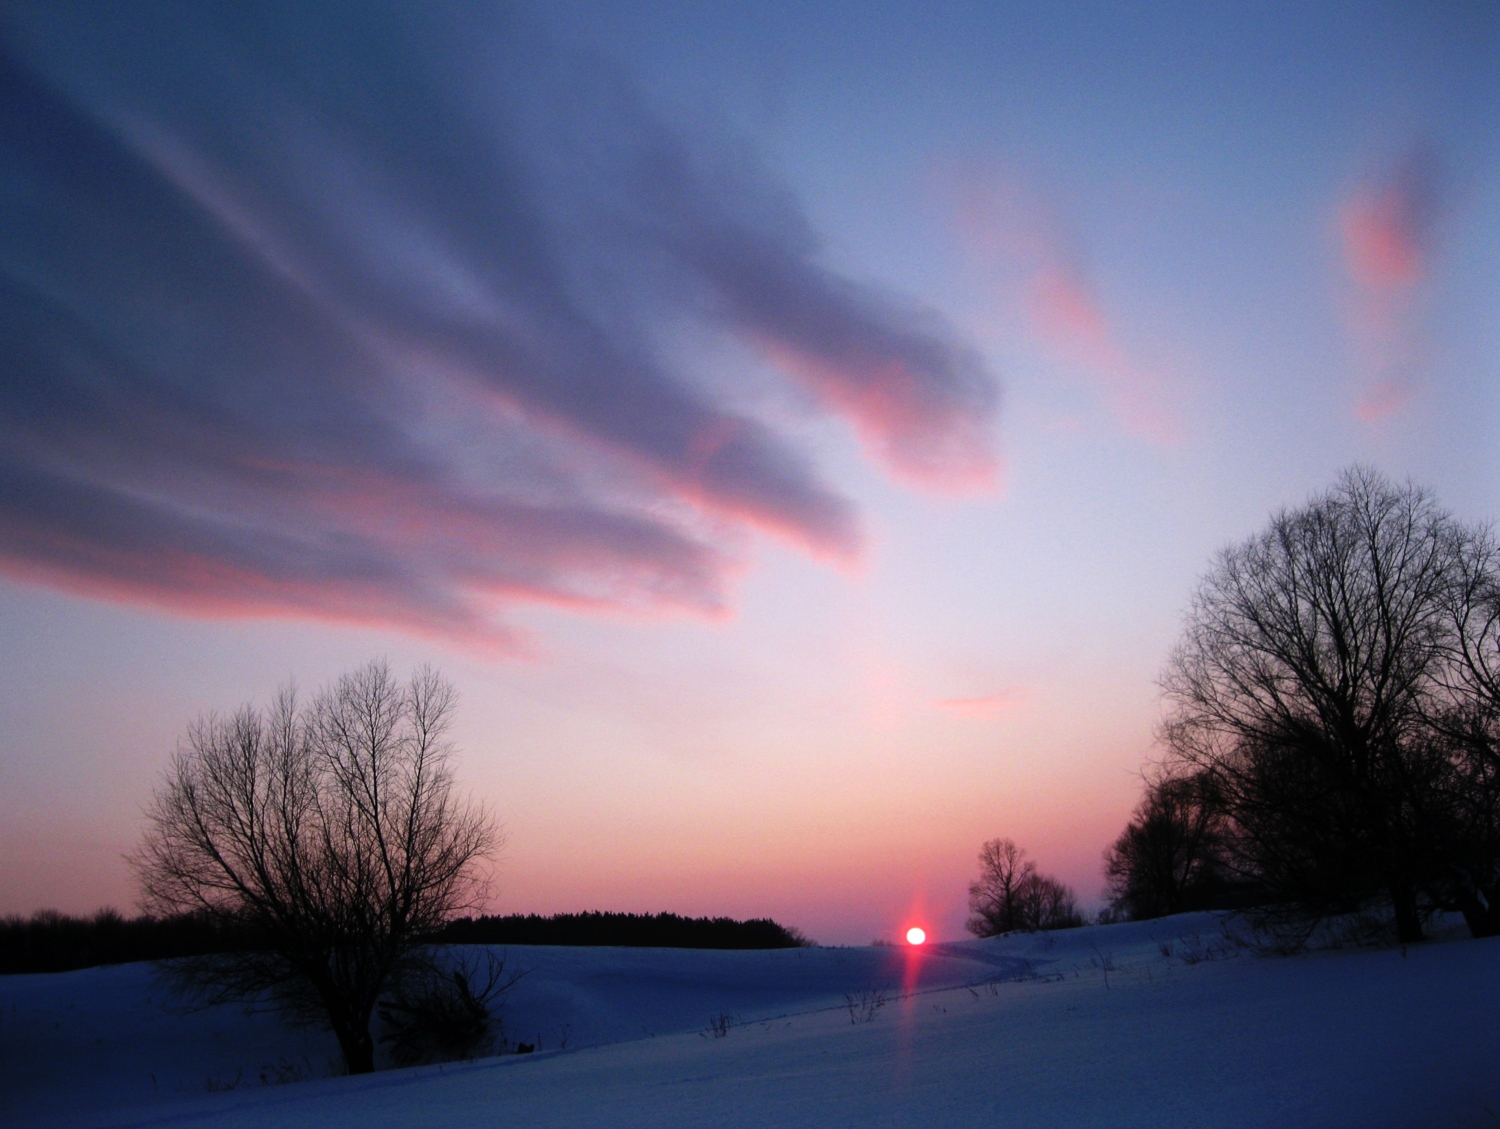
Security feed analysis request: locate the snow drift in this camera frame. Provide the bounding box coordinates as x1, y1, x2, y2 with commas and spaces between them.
3, 914, 1497, 1128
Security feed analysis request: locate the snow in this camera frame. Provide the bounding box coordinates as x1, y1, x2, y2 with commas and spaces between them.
4, 914, 1498, 1128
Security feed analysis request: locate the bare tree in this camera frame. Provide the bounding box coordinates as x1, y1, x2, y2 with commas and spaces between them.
1103, 771, 1228, 921
133, 661, 497, 1073
1160, 468, 1466, 943
1429, 527, 1500, 936
967, 839, 1082, 935
1013, 872, 1085, 931
966, 838, 1035, 936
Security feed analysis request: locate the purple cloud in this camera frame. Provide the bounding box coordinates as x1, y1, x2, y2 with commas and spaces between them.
0, 2, 999, 648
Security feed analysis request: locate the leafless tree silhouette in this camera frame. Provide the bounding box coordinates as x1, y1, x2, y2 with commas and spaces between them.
1429, 526, 1500, 936
1103, 771, 1228, 920
967, 838, 1082, 935
133, 660, 497, 1073
1160, 468, 1471, 943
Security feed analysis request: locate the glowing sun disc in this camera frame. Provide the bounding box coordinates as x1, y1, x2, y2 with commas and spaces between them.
906, 927, 926, 945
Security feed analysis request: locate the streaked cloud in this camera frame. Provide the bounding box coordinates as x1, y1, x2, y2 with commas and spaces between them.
0, 2, 998, 649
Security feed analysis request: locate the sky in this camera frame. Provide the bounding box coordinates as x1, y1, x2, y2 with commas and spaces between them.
0, 0, 1496, 945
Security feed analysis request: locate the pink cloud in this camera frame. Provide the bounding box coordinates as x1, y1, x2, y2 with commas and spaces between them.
1336, 146, 1442, 422
935, 689, 1030, 717
667, 217, 1002, 494
0, 456, 739, 656
1352, 379, 1415, 425
1026, 266, 1182, 445
758, 341, 1001, 493
943, 163, 1182, 445
1340, 150, 1438, 289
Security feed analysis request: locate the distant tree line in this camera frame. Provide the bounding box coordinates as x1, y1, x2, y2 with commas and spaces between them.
436, 912, 811, 949
1103, 468, 1500, 945
0, 908, 259, 975
0, 908, 811, 976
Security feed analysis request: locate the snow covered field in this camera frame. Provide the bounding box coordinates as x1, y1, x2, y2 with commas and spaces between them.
4, 914, 1498, 1128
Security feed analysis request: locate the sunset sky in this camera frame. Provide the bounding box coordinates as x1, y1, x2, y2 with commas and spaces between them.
1, 1, 1496, 944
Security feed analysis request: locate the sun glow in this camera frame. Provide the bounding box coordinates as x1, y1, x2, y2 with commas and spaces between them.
906, 927, 926, 946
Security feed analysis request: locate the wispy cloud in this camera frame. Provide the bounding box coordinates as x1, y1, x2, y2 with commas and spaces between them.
0, 3, 998, 649
1025, 264, 1180, 444
935, 689, 1030, 718
944, 164, 1181, 444
1340, 149, 1439, 289
1336, 145, 1442, 423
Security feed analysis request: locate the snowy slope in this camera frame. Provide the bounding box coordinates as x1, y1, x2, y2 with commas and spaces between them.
1, 931, 1019, 1124
5, 914, 1498, 1128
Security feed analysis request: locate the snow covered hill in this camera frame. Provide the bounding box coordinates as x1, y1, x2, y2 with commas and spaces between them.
4, 914, 1497, 1128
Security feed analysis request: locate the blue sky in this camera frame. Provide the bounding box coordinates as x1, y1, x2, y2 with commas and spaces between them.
1, 1, 1496, 942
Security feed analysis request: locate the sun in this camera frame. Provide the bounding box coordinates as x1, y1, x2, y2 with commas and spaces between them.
905, 926, 926, 946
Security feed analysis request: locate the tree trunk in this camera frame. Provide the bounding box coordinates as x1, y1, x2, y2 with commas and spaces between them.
1457, 885, 1500, 939
331, 1017, 376, 1074
1390, 884, 1424, 944
308, 969, 379, 1075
